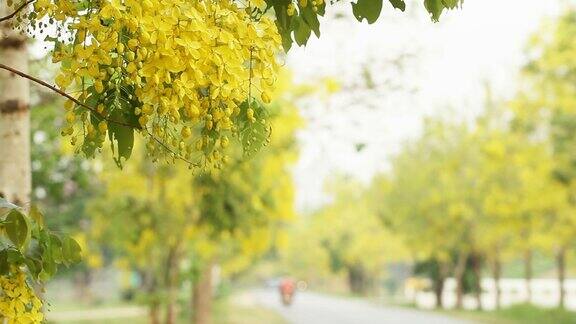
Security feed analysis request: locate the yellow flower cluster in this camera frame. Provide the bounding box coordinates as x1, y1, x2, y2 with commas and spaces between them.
0, 270, 43, 324
33, 0, 281, 168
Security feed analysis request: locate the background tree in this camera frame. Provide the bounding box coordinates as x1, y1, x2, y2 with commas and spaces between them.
281, 176, 408, 296
510, 9, 576, 308
87, 83, 300, 323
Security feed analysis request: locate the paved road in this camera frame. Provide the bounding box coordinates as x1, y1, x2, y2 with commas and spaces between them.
247, 289, 474, 324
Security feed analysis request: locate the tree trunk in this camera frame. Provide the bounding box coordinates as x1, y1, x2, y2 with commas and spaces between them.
150, 303, 161, 324
454, 250, 468, 309
434, 261, 449, 309
193, 263, 214, 324
557, 247, 567, 309
142, 269, 160, 324
471, 253, 483, 310
165, 247, 180, 324
491, 256, 502, 310
347, 264, 367, 295
0, 3, 31, 206
433, 276, 445, 309
524, 249, 532, 304
75, 269, 93, 303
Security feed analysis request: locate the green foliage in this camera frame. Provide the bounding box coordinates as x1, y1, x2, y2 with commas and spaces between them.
5, 210, 31, 250
352, 0, 385, 24
293, 16, 312, 46
269, 0, 463, 50
80, 87, 139, 167
424, 0, 459, 21
267, 0, 326, 51
352, 0, 407, 24
236, 100, 271, 158
0, 199, 82, 281
107, 111, 135, 169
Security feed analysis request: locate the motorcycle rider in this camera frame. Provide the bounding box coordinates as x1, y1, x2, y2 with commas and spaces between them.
279, 277, 296, 306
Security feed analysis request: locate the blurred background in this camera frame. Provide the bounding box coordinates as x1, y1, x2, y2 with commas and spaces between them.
27, 0, 576, 323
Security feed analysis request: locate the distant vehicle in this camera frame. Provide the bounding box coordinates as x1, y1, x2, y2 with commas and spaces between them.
279, 278, 296, 306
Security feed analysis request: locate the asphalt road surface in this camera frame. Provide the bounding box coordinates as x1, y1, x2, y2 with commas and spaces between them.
250, 289, 474, 324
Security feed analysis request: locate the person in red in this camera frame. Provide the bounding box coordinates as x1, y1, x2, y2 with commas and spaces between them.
279, 277, 296, 306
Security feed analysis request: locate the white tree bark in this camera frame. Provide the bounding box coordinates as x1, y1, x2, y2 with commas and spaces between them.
0, 3, 31, 205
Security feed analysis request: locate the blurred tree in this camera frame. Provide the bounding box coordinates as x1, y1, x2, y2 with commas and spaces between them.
30, 89, 99, 229
287, 176, 407, 296
475, 112, 561, 308
512, 9, 576, 308
379, 119, 482, 308
372, 105, 563, 309
87, 73, 300, 324
30, 91, 102, 301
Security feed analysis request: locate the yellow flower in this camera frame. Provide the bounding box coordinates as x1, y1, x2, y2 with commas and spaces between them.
42, 0, 281, 168
0, 270, 43, 323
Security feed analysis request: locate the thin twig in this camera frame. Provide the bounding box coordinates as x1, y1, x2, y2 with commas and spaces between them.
0, 0, 34, 23
0, 63, 197, 166
0, 63, 136, 128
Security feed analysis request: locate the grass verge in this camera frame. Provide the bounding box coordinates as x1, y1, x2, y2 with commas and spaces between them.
213, 298, 287, 324
46, 297, 285, 324
441, 304, 576, 324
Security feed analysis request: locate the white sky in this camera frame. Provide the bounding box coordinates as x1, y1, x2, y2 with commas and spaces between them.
287, 0, 563, 212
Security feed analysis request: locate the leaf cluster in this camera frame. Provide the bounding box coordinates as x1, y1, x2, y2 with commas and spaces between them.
268, 0, 463, 51
0, 200, 82, 282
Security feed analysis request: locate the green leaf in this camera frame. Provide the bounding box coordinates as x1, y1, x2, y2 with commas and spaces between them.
388, 0, 406, 11
352, 0, 383, 24
299, 5, 321, 37
50, 234, 63, 264
316, 1, 326, 16
355, 143, 367, 152
6, 249, 24, 265
29, 204, 44, 229
273, 3, 294, 52
442, 0, 460, 9
5, 210, 30, 250
279, 26, 293, 52
0, 250, 8, 275
108, 109, 135, 168
236, 100, 271, 157
294, 17, 312, 46
41, 250, 56, 279
62, 236, 82, 265
24, 257, 43, 280
424, 0, 451, 21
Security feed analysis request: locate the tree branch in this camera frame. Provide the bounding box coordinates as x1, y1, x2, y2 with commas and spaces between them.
0, 63, 137, 128
0, 63, 198, 166
0, 0, 34, 24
